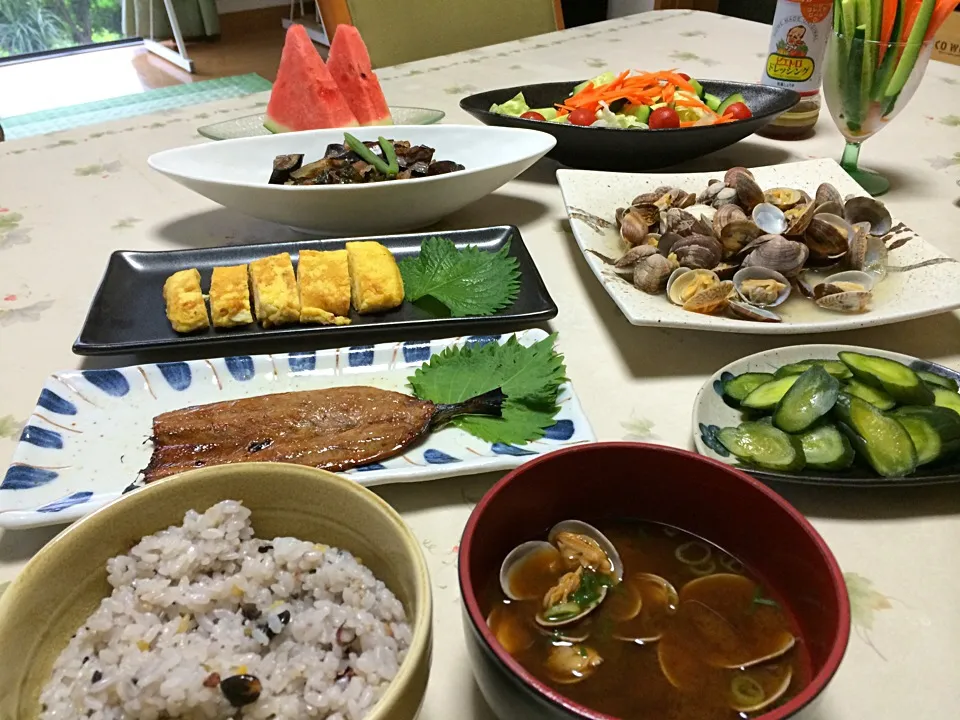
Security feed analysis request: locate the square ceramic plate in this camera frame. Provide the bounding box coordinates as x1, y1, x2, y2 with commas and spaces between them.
197, 106, 446, 140
72, 226, 558, 355
557, 159, 960, 334
693, 344, 960, 486
148, 125, 556, 236
2, 330, 594, 529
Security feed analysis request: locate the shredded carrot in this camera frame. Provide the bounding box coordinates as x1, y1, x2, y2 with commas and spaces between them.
554, 68, 740, 125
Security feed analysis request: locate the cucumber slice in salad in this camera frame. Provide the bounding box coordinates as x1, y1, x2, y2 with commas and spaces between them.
716, 93, 746, 116
688, 78, 704, 98
622, 104, 651, 123
704, 93, 722, 112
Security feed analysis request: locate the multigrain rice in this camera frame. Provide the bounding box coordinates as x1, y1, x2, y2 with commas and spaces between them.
39, 500, 411, 720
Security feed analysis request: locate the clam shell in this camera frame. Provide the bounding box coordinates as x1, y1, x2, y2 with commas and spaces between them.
544, 644, 603, 684
784, 201, 816, 236
804, 214, 853, 260
671, 234, 722, 270
763, 187, 804, 210
819, 269, 877, 293
697, 180, 724, 204
816, 290, 872, 313
729, 665, 794, 714
714, 187, 739, 207
741, 236, 808, 277
712, 204, 747, 238
734, 174, 764, 212
815, 182, 843, 208
500, 541, 560, 601
728, 300, 782, 323
719, 219, 763, 258
627, 203, 661, 229
548, 519, 624, 582
667, 268, 720, 306
614, 245, 657, 273
632, 188, 670, 206
683, 280, 735, 314
663, 208, 699, 237
633, 254, 675, 294
813, 200, 843, 217
844, 196, 892, 236
752, 202, 788, 235
732, 267, 791, 307
620, 210, 649, 247
723, 166, 755, 187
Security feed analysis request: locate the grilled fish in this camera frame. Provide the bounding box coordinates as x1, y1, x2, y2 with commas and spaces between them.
142, 385, 503, 482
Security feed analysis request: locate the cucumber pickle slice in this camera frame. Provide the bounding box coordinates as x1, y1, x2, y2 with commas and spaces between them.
718, 422, 805, 472
833, 393, 917, 478
799, 424, 855, 470
917, 370, 959, 392
773, 366, 840, 433
741, 375, 800, 411
722, 373, 775, 404
775, 360, 853, 381
843, 379, 896, 411
838, 351, 934, 406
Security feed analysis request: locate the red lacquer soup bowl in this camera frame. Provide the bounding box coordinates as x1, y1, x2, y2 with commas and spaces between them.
458, 442, 850, 720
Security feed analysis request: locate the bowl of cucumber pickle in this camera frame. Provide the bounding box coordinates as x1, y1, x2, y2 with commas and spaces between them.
693, 345, 960, 486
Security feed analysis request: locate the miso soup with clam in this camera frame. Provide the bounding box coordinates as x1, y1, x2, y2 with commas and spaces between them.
484, 519, 808, 719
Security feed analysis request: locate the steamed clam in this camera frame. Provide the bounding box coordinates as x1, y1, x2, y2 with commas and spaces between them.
741, 236, 809, 277
813, 270, 875, 314
612, 573, 679, 643
732, 267, 791, 307
544, 643, 603, 684
667, 268, 720, 306
844, 195, 893, 236
498, 520, 623, 629
609, 173, 894, 321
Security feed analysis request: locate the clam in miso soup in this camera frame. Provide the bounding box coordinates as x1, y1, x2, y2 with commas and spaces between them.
485, 520, 809, 719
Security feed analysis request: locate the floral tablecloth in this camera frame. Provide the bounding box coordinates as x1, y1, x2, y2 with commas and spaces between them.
3, 9, 960, 718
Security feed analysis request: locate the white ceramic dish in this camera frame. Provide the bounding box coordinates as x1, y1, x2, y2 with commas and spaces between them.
693, 343, 960, 486
197, 107, 446, 140
557, 158, 960, 334
1, 329, 594, 530
149, 124, 556, 235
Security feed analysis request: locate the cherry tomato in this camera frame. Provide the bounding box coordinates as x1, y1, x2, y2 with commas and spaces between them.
568, 108, 597, 126
724, 102, 753, 121
520, 111, 546, 121
677, 72, 691, 80
648, 107, 681, 130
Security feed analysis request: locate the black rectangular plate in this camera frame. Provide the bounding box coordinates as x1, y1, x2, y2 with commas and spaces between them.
73, 226, 557, 356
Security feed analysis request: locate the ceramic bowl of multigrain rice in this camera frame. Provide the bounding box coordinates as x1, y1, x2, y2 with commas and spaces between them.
0, 462, 432, 720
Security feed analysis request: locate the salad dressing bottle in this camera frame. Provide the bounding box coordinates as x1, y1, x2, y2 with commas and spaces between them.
758, 0, 834, 140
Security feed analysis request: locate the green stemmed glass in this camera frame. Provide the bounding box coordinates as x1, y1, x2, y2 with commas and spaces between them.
822, 30, 935, 197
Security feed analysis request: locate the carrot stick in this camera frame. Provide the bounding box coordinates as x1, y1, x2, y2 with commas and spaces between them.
925, 0, 960, 41
880, 0, 899, 47
900, 0, 923, 42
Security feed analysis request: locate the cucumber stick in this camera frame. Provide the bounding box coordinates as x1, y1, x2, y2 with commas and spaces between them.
871, 0, 903, 101
843, 25, 866, 131
885, 0, 935, 99
833, 394, 917, 478
774, 366, 841, 434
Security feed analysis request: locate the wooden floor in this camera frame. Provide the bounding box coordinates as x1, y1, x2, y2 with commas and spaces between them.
0, 7, 310, 118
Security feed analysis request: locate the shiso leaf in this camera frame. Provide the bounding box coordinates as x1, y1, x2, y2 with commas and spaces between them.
408, 334, 566, 445
399, 236, 521, 317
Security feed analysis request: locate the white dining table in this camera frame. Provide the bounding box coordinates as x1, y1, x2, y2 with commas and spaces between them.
2, 8, 960, 718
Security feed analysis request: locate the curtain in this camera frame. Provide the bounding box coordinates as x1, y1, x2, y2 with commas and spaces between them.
122, 0, 220, 41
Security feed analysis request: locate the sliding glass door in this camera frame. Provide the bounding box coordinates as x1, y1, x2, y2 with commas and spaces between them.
0, 0, 123, 59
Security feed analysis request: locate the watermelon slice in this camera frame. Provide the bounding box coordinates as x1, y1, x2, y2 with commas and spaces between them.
327, 25, 393, 126
265, 25, 358, 133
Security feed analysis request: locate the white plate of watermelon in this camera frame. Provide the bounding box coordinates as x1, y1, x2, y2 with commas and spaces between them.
197, 106, 446, 141
200, 25, 443, 140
